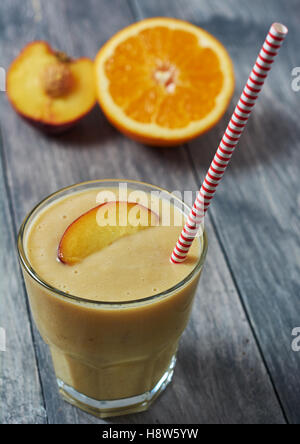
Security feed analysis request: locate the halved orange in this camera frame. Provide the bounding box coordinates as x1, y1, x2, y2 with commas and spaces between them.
95, 18, 234, 146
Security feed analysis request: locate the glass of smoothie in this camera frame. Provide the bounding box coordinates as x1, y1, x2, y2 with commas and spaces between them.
17, 180, 207, 418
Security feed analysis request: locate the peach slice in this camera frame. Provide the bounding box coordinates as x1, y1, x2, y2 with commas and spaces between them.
6, 41, 96, 133
58, 201, 159, 265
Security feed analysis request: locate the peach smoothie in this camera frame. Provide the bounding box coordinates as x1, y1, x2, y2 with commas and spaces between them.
18, 180, 207, 418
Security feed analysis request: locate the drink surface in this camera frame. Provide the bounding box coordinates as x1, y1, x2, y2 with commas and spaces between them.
25, 188, 201, 302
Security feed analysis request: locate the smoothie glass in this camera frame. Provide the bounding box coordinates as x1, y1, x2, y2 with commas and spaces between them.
17, 180, 207, 418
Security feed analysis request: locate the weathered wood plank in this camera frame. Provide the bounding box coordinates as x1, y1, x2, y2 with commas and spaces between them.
0, 135, 47, 424
1, 0, 139, 425
0, 0, 286, 423
133, 0, 300, 424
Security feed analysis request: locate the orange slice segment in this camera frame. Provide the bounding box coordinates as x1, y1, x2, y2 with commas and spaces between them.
95, 18, 234, 146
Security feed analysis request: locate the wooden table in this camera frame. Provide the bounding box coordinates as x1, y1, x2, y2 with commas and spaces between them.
1, 0, 299, 425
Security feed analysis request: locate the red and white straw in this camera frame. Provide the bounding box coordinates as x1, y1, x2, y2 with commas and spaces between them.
171, 23, 288, 264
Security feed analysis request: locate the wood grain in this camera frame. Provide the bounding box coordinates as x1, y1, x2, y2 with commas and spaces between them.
0, 137, 46, 424
0, 0, 292, 424
133, 0, 300, 424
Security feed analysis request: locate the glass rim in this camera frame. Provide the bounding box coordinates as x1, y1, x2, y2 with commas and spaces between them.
17, 179, 208, 308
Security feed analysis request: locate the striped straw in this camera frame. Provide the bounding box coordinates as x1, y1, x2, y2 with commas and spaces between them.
171, 23, 288, 264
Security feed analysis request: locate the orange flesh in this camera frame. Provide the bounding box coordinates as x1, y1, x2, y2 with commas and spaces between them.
104, 27, 224, 128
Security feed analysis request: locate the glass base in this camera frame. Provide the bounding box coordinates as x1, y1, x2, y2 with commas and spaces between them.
57, 355, 176, 418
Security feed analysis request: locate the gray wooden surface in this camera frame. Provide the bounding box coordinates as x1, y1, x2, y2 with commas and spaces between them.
0, 0, 299, 424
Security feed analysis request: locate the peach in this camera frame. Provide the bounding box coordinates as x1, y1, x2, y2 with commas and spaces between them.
58, 201, 159, 265
6, 41, 96, 133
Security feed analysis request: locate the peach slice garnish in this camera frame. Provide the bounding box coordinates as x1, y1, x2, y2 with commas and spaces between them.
58, 201, 159, 265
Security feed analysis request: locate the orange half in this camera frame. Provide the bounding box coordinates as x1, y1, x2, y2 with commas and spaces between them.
95, 18, 234, 146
